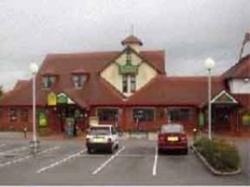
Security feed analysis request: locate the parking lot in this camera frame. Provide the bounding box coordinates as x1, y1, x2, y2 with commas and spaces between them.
0, 137, 249, 185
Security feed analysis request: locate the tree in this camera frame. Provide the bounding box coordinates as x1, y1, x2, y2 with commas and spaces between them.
0, 86, 3, 98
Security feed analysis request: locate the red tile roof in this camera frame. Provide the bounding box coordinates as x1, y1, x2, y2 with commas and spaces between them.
233, 94, 250, 109
4, 50, 246, 109
71, 68, 88, 74
1, 50, 165, 107
223, 54, 250, 79
121, 35, 143, 46
127, 76, 225, 107
13, 80, 30, 90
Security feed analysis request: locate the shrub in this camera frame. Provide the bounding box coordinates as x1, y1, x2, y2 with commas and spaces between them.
194, 137, 240, 172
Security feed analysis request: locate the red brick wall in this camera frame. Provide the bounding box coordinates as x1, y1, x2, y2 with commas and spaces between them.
0, 106, 33, 131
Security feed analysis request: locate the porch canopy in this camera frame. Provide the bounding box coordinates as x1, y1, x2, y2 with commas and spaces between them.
199, 90, 240, 128
211, 90, 239, 106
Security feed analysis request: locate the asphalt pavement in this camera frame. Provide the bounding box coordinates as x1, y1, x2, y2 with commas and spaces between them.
0, 137, 249, 185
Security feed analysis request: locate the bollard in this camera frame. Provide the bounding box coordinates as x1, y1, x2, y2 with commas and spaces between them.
23, 127, 27, 139
193, 128, 198, 142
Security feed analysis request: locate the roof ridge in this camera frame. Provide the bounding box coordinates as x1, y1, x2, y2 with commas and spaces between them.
46, 50, 165, 57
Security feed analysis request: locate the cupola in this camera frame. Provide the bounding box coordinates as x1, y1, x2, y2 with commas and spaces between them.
121, 35, 143, 53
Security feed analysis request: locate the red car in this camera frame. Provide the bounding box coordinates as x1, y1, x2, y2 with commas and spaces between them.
158, 123, 188, 154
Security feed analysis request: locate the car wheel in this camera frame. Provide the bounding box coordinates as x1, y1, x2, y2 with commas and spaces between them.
109, 146, 114, 154
87, 148, 94, 154
183, 148, 188, 155
116, 144, 119, 150
158, 148, 162, 154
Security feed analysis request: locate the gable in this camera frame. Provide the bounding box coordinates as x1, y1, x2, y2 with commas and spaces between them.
100, 48, 158, 97
211, 90, 238, 104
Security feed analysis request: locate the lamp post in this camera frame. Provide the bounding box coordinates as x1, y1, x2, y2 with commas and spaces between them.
204, 58, 215, 140
29, 63, 39, 153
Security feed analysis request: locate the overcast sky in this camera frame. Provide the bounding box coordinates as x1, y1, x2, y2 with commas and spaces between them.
0, 0, 250, 91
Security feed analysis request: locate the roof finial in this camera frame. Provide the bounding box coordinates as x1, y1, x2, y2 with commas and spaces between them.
130, 24, 134, 36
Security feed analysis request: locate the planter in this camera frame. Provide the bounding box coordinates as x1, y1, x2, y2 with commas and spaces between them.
191, 145, 241, 176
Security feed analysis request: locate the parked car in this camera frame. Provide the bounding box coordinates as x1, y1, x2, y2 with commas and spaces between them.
86, 125, 119, 154
158, 123, 188, 154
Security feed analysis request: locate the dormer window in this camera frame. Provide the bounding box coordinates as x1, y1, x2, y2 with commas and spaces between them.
43, 75, 56, 89
72, 75, 86, 89
71, 69, 88, 89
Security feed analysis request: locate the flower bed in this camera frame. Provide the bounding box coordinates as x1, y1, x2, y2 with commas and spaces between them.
193, 137, 241, 174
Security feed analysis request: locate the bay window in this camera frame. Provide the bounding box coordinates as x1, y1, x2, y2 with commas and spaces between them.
97, 108, 118, 122
20, 108, 29, 122
133, 108, 155, 122
9, 108, 18, 122
168, 107, 193, 122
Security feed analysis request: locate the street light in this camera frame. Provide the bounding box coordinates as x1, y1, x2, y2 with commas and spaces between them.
29, 62, 39, 153
204, 58, 215, 140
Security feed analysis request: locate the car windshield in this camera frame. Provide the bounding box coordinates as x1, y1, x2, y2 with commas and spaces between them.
161, 124, 184, 133
89, 127, 110, 135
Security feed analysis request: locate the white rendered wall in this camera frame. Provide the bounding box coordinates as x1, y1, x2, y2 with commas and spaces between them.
229, 79, 250, 94
100, 52, 157, 97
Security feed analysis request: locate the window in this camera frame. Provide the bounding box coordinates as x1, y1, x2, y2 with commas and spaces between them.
97, 108, 118, 122
72, 75, 86, 88
130, 75, 136, 92
20, 109, 28, 122
133, 108, 154, 122
9, 108, 18, 122
122, 75, 136, 93
122, 75, 128, 93
168, 108, 192, 122
43, 75, 56, 89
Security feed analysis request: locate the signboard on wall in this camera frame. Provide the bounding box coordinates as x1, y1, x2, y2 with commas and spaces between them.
242, 114, 250, 126
47, 92, 75, 106
38, 112, 48, 128
47, 92, 57, 106
57, 93, 68, 104
57, 93, 75, 105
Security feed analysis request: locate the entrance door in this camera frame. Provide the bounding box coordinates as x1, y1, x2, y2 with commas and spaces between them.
212, 105, 236, 131
57, 105, 82, 134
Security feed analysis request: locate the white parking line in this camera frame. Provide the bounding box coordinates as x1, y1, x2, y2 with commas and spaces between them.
37, 148, 86, 173
0, 146, 29, 155
152, 146, 158, 176
80, 153, 154, 158
92, 146, 126, 175
0, 146, 60, 168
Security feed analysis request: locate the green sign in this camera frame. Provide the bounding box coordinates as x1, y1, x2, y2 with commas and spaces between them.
57, 94, 68, 104
38, 112, 48, 128
119, 63, 138, 75
199, 112, 205, 128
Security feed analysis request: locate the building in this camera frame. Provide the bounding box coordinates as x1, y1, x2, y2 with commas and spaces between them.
0, 35, 250, 134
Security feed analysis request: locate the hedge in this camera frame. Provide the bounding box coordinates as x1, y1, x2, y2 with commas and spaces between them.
194, 137, 240, 172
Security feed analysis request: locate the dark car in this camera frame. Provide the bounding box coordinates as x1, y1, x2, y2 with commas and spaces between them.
158, 123, 188, 154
